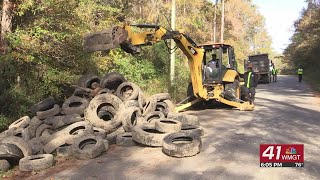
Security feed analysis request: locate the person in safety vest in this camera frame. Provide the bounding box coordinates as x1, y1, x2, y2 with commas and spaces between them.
297, 68, 303, 82
272, 68, 278, 82
242, 64, 259, 104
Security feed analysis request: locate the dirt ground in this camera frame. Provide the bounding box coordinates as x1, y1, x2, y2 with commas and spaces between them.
4, 75, 320, 180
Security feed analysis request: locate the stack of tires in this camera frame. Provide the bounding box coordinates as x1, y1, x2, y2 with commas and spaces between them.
0, 72, 203, 173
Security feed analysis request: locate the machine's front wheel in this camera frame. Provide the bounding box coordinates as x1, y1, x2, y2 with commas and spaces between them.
224, 79, 240, 101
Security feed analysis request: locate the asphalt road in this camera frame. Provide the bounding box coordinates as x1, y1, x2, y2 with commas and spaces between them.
22, 75, 320, 180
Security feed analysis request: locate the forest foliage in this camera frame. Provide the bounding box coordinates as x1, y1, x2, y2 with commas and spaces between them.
283, 0, 320, 84
0, 0, 273, 130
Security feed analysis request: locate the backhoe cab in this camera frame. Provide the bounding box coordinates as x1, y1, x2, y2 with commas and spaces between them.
83, 24, 254, 111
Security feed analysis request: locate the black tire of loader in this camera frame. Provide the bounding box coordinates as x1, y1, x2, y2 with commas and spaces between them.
224, 79, 240, 101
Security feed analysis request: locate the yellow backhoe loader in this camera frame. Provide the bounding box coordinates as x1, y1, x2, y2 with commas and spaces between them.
83, 24, 254, 111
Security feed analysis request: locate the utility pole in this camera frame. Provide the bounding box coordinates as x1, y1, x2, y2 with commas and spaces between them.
220, 0, 225, 43
213, 0, 218, 42
170, 0, 176, 85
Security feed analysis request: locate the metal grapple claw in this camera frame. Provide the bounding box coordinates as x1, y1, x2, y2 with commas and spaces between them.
83, 26, 128, 52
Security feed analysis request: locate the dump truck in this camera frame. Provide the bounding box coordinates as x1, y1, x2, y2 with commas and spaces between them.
244, 54, 273, 83
83, 24, 254, 111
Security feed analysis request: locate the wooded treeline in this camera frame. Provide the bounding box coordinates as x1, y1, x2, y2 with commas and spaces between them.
284, 0, 320, 80
0, 0, 272, 130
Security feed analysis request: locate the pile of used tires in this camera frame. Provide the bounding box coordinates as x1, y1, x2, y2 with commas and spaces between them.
0, 72, 203, 172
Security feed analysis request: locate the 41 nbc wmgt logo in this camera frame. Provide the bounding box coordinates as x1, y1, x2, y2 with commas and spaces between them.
260, 144, 304, 167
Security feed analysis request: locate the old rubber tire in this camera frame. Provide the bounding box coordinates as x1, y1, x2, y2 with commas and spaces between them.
180, 125, 204, 137
124, 100, 140, 109
116, 132, 137, 146
150, 93, 171, 102
0, 143, 24, 165
73, 88, 91, 99
19, 154, 54, 171
8, 116, 30, 129
62, 96, 89, 115
35, 124, 53, 138
0, 159, 10, 172
155, 119, 182, 133
137, 90, 146, 109
43, 135, 70, 154
106, 127, 125, 145
155, 102, 169, 116
36, 104, 61, 120
167, 112, 199, 126
72, 135, 105, 160
84, 93, 124, 133
42, 121, 93, 153
0, 136, 32, 157
11, 128, 30, 141
27, 116, 43, 138
120, 107, 142, 132
97, 106, 117, 121
142, 97, 157, 116
28, 137, 43, 155
163, 100, 175, 113
97, 88, 112, 95
56, 145, 73, 157
116, 82, 140, 101
162, 132, 201, 158
77, 74, 100, 89
100, 72, 127, 92
30, 97, 55, 114
132, 124, 168, 147
144, 111, 165, 124
44, 114, 83, 130
93, 127, 107, 139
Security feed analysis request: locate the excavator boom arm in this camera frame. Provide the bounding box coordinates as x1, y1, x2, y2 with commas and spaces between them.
84, 24, 207, 99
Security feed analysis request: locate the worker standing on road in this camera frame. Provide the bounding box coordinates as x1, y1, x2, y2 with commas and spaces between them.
272, 68, 278, 82
242, 64, 259, 104
297, 68, 303, 82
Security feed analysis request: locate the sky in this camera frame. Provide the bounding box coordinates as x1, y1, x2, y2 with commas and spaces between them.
252, 0, 307, 54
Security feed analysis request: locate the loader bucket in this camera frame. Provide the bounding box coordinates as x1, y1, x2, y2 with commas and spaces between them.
83, 26, 128, 52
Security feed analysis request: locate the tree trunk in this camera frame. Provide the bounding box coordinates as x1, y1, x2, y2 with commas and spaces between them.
1, 0, 13, 50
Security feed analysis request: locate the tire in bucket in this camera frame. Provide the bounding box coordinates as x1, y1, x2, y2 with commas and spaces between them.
162, 132, 201, 158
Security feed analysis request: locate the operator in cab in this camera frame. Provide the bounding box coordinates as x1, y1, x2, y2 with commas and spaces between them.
241, 64, 259, 104
205, 54, 219, 80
